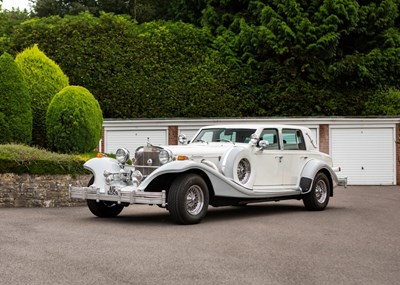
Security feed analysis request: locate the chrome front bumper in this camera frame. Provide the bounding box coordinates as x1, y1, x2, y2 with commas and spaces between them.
69, 186, 167, 206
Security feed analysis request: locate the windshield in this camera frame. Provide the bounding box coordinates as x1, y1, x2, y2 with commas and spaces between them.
192, 128, 256, 143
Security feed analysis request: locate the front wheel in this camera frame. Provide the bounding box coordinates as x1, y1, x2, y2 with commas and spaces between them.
168, 174, 209, 225
87, 200, 124, 217
303, 172, 330, 211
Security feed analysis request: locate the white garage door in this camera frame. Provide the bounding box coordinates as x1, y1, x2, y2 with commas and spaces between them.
331, 127, 395, 185
105, 129, 167, 154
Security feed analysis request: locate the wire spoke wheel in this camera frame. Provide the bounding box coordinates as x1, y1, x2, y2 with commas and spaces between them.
237, 158, 251, 184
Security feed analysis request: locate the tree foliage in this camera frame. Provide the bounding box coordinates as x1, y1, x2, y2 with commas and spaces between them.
365, 88, 400, 115
31, 0, 170, 22
15, 44, 69, 147
46, 86, 103, 153
192, 0, 400, 115
0, 52, 32, 144
2, 2, 400, 118
0, 9, 30, 53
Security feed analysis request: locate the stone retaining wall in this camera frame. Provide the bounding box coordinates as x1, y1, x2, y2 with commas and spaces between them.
0, 174, 92, 207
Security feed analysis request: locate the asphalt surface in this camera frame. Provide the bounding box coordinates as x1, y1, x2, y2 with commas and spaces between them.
1, 186, 400, 285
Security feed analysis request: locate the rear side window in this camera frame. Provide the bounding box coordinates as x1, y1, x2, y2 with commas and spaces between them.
283, 129, 306, 150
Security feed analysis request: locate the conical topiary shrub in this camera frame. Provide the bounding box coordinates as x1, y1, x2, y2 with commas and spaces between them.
0, 52, 32, 144
46, 86, 103, 153
15, 44, 69, 147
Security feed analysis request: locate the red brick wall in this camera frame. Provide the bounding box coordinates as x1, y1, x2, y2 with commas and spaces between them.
168, 126, 178, 145
319, 124, 329, 154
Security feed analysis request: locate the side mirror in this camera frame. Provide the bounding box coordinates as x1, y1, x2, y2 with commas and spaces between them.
250, 133, 259, 145
178, 134, 188, 145
258, 140, 269, 150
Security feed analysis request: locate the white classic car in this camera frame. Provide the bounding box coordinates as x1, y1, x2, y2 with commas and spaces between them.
70, 125, 347, 224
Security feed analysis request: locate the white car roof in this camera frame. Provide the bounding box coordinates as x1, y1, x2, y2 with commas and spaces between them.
200, 124, 310, 131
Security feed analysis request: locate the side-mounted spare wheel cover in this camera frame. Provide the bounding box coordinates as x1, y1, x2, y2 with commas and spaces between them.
220, 147, 255, 188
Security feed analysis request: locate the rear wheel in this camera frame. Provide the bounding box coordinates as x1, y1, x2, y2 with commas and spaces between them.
303, 172, 330, 211
168, 174, 209, 225
86, 176, 124, 218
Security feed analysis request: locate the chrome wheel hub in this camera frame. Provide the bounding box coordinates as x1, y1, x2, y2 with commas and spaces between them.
186, 185, 204, 216
315, 180, 328, 204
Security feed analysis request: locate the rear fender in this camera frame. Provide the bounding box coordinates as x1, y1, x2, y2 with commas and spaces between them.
299, 159, 338, 195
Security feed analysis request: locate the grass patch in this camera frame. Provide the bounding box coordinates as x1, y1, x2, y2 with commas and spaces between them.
0, 144, 96, 175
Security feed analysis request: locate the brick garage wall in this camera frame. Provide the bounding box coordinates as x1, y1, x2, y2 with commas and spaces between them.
319, 124, 329, 154
168, 126, 178, 145
0, 174, 92, 208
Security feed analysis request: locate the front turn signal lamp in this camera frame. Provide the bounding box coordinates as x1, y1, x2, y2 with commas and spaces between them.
177, 155, 189, 161
96, 153, 107, 158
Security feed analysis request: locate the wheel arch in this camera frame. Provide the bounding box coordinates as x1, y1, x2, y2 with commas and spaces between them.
143, 169, 216, 200
300, 159, 335, 197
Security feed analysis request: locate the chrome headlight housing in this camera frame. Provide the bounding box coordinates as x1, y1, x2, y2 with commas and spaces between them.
116, 148, 130, 164
159, 149, 173, 165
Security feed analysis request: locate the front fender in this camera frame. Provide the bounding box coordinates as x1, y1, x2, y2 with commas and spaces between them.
137, 160, 270, 198
137, 160, 215, 191
299, 159, 338, 194
84, 157, 122, 193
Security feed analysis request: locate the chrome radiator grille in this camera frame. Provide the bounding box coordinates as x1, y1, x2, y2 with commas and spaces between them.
134, 146, 161, 176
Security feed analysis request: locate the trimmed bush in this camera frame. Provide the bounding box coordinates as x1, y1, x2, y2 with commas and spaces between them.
46, 86, 103, 153
0, 52, 32, 144
15, 44, 69, 147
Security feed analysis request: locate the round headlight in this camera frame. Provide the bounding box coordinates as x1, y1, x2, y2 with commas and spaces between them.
159, 149, 172, 165
116, 148, 130, 164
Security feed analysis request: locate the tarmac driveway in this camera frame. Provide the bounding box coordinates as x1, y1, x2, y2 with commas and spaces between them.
1, 186, 399, 285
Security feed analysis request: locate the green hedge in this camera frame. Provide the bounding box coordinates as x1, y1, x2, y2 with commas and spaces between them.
7, 13, 243, 118
0, 144, 89, 175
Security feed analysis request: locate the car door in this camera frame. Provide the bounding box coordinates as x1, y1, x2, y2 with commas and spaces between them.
252, 128, 283, 187
281, 128, 308, 186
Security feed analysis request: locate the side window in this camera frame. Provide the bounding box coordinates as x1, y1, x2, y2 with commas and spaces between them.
282, 129, 306, 150
260, 129, 279, 150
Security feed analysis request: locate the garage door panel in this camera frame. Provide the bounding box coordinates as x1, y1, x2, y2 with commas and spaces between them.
331, 128, 395, 185
105, 130, 167, 154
